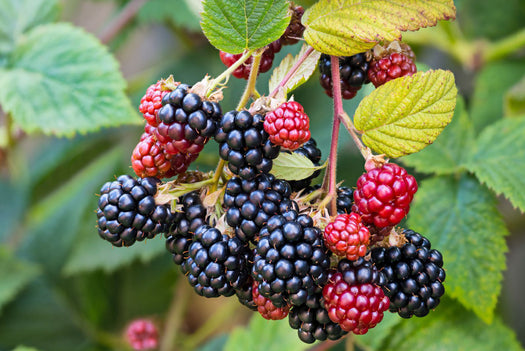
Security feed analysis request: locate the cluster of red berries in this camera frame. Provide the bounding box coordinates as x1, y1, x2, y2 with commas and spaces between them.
95, 35, 444, 345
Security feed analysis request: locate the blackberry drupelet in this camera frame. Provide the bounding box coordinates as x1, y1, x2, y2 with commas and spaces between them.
215, 110, 280, 180
96, 175, 174, 247
181, 224, 252, 298
223, 174, 296, 243
252, 209, 331, 308
165, 192, 206, 265
288, 286, 347, 343
322, 258, 390, 334
285, 138, 322, 192
156, 84, 222, 155
319, 53, 370, 99
371, 229, 446, 318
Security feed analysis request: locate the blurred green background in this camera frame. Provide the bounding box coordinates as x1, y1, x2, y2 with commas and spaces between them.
0, 0, 524, 350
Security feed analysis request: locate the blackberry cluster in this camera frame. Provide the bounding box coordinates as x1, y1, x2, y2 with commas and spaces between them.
322, 258, 389, 334
156, 84, 222, 155
288, 287, 347, 343
96, 175, 174, 247
165, 192, 206, 264
371, 229, 446, 318
181, 224, 252, 298
252, 209, 331, 307
215, 110, 280, 180
319, 53, 370, 99
224, 174, 296, 243
286, 139, 322, 192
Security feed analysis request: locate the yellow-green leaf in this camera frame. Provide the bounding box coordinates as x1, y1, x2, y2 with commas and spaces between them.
354, 70, 457, 158
302, 0, 456, 56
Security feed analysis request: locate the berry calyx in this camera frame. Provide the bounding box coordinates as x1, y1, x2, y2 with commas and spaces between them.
352, 163, 418, 228
125, 319, 159, 351
322, 259, 389, 334
324, 213, 370, 260
253, 281, 290, 320
264, 101, 311, 151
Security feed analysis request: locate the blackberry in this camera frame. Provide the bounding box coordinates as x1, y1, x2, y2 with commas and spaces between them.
323, 213, 370, 260
319, 53, 370, 99
215, 110, 280, 180
165, 192, 206, 265
223, 174, 296, 243
156, 84, 222, 155
96, 175, 174, 247
253, 281, 291, 320
323, 258, 389, 334
371, 229, 445, 318
279, 4, 305, 45
181, 224, 251, 298
252, 209, 331, 307
288, 287, 347, 344
286, 139, 322, 192
125, 319, 159, 350
235, 277, 258, 311
219, 41, 281, 80
307, 185, 354, 214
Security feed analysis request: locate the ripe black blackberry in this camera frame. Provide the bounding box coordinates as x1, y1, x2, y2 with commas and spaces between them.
234, 277, 258, 311
285, 139, 322, 192
181, 224, 252, 298
156, 84, 223, 155
215, 110, 280, 180
96, 175, 175, 247
307, 185, 354, 214
224, 174, 297, 243
371, 229, 446, 318
252, 209, 331, 308
288, 287, 347, 343
165, 192, 206, 265
319, 53, 370, 99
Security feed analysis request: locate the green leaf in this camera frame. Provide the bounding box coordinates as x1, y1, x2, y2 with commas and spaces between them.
270, 152, 324, 181
12, 346, 41, 351
0, 23, 140, 137
382, 298, 523, 351
302, 0, 456, 56
138, 0, 201, 31
463, 117, 525, 212
200, 0, 290, 54
0, 247, 39, 316
355, 312, 402, 350
407, 175, 508, 323
471, 61, 525, 133
0, 0, 58, 60
225, 314, 307, 351
504, 75, 525, 117
268, 44, 321, 96
401, 96, 473, 175
354, 70, 457, 158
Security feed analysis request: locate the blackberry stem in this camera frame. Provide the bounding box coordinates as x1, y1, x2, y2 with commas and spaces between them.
208, 50, 255, 97
485, 27, 525, 63
210, 159, 226, 193
321, 55, 343, 216
236, 49, 264, 110
99, 0, 147, 44
159, 279, 191, 351
269, 45, 315, 98
338, 111, 368, 159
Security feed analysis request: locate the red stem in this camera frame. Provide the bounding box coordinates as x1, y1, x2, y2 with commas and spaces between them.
269, 45, 315, 98
323, 55, 343, 216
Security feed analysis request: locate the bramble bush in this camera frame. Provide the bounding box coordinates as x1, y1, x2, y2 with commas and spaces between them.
0, 0, 525, 351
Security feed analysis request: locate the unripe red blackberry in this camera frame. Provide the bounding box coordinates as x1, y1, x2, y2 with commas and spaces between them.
165, 152, 199, 178
139, 80, 171, 127
322, 259, 389, 334
253, 281, 291, 320
125, 319, 159, 350
181, 224, 252, 298
223, 174, 296, 243
371, 229, 446, 318
280, 4, 305, 45
96, 175, 175, 247
286, 138, 322, 192
131, 134, 172, 178
215, 110, 280, 180
252, 209, 331, 307
156, 84, 222, 155
264, 101, 310, 151
352, 163, 418, 228
319, 53, 370, 99
324, 213, 370, 261
368, 52, 417, 87
288, 287, 347, 343
165, 192, 206, 265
